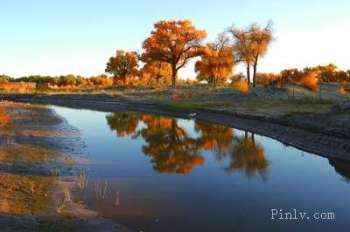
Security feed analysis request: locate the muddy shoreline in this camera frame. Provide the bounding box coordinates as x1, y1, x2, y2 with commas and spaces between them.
1, 93, 350, 161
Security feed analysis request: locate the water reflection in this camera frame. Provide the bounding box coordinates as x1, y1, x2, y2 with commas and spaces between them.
106, 112, 139, 137
140, 115, 204, 175
195, 121, 234, 160
225, 132, 268, 179
106, 112, 269, 177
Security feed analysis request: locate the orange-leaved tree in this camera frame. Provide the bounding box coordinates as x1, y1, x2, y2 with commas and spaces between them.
105, 50, 139, 85
141, 20, 207, 88
195, 33, 235, 86
280, 68, 302, 84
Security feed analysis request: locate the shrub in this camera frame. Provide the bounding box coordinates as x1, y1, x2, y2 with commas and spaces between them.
301, 71, 319, 92
232, 79, 249, 93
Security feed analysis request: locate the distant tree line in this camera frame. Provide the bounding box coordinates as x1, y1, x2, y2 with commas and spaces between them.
256, 63, 350, 91
0, 74, 113, 88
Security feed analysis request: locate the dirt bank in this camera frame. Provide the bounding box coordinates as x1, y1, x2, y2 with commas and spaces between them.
0, 102, 132, 232
1, 93, 350, 161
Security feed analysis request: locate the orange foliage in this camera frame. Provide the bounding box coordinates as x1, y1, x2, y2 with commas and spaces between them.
105, 50, 138, 85
195, 33, 235, 85
278, 65, 349, 84
0, 82, 36, 92
301, 71, 319, 92
140, 61, 172, 86
89, 75, 113, 86
141, 20, 207, 87
232, 79, 249, 93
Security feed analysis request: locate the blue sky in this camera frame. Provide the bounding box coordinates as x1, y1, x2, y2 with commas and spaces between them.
0, 0, 349, 78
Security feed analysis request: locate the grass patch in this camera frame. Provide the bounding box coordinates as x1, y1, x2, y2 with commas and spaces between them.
160, 101, 232, 112
159, 97, 335, 116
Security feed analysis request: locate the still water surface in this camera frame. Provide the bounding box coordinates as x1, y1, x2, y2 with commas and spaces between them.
51, 106, 350, 232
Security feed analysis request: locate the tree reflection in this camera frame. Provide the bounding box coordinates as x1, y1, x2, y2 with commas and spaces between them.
105, 112, 269, 177
140, 115, 204, 175
195, 123, 269, 178
328, 158, 350, 182
106, 112, 140, 137
195, 121, 234, 160
0, 107, 11, 127
225, 132, 268, 179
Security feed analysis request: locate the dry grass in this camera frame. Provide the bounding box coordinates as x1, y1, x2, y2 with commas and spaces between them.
0, 173, 57, 215
94, 179, 109, 200
0, 144, 59, 165
227, 98, 334, 117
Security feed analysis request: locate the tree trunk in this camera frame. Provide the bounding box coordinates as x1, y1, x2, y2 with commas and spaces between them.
253, 56, 259, 87
251, 133, 255, 147
171, 64, 177, 88
246, 64, 251, 86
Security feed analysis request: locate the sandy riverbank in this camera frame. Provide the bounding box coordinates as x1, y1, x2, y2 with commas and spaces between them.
0, 102, 132, 232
